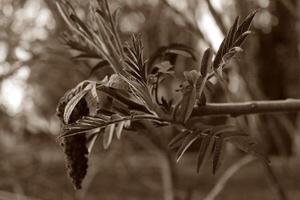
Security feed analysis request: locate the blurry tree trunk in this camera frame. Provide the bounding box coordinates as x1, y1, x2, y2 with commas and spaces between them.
256, 0, 300, 99
235, 0, 300, 156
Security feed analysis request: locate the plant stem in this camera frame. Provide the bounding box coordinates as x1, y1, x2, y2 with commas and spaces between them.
161, 0, 212, 48
160, 151, 178, 200
263, 163, 288, 200
192, 99, 300, 117
202, 155, 255, 200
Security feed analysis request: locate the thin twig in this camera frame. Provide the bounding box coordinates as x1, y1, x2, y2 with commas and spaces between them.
0, 60, 32, 82
129, 127, 178, 200
205, 0, 227, 34
275, 0, 300, 21
202, 155, 256, 200
161, 0, 212, 48
263, 163, 288, 200
0, 190, 42, 200
103, 0, 125, 57
159, 151, 177, 200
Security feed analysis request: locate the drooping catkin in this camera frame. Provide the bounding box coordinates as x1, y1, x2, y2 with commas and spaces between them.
57, 84, 89, 190
60, 131, 88, 190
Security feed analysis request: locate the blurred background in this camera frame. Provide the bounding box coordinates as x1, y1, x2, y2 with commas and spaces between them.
0, 0, 299, 199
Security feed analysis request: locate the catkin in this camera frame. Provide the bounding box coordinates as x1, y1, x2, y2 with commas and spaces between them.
57, 84, 90, 190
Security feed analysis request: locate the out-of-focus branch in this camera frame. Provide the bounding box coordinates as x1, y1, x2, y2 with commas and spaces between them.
264, 163, 288, 200
0, 190, 42, 200
0, 62, 24, 82
130, 121, 178, 200
275, 0, 300, 20
205, 0, 227, 34
203, 155, 255, 200
192, 99, 300, 117
161, 0, 212, 48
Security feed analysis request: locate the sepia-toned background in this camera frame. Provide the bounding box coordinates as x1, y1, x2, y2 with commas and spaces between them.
0, 0, 299, 199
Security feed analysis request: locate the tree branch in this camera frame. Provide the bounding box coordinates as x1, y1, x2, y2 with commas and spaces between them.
0, 62, 24, 82
205, 0, 227, 35
192, 99, 300, 117
263, 163, 288, 200
275, 0, 300, 21
161, 0, 212, 48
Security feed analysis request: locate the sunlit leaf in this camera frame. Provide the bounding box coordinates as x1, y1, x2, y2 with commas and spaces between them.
213, 11, 257, 69
103, 123, 115, 149
235, 10, 257, 37
87, 133, 100, 153
115, 121, 125, 139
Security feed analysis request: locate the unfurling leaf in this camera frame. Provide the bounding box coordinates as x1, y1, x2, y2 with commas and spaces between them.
200, 48, 213, 76
235, 10, 257, 36
213, 10, 257, 69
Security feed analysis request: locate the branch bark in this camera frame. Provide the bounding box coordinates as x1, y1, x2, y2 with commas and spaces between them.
192, 99, 300, 117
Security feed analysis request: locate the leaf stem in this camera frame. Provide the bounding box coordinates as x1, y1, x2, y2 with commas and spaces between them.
103, 0, 125, 58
